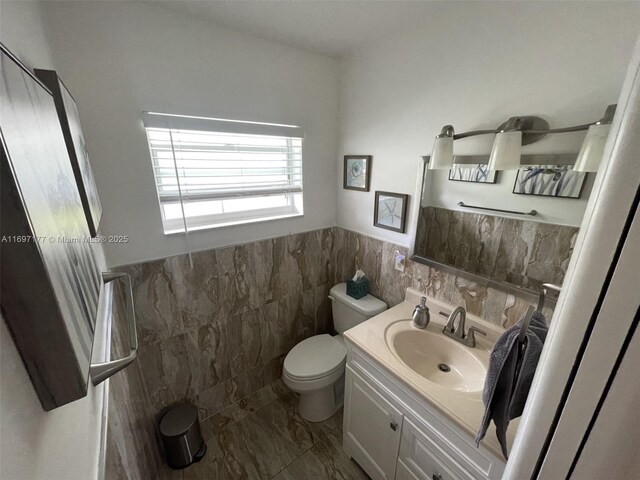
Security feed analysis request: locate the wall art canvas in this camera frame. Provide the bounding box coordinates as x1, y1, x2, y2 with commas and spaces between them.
35, 69, 102, 236
344, 155, 372, 191
374, 191, 409, 233
513, 165, 586, 198
449, 164, 497, 184
1, 47, 101, 409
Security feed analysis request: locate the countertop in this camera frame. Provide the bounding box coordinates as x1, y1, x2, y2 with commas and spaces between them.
343, 288, 519, 460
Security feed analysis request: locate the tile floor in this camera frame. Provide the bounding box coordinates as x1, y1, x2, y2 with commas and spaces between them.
179, 381, 370, 480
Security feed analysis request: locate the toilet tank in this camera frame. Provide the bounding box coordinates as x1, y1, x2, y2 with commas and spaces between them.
329, 283, 387, 334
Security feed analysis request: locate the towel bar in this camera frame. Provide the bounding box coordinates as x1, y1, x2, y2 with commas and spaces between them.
89, 272, 139, 385
458, 201, 537, 216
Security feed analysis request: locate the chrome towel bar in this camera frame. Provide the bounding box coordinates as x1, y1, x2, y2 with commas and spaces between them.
90, 272, 139, 386
458, 201, 538, 217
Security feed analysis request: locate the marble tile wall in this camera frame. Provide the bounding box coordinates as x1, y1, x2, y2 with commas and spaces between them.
414, 206, 579, 291
331, 227, 554, 328
106, 229, 337, 479
106, 224, 555, 479
105, 283, 170, 480
115, 229, 335, 421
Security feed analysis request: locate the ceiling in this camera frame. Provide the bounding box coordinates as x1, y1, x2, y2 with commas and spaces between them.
153, 1, 439, 58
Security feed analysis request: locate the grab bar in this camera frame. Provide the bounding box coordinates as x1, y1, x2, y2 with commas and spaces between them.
537, 282, 562, 312
89, 272, 138, 386
458, 201, 537, 217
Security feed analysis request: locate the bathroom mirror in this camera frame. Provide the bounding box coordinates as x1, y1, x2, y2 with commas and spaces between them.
412, 155, 596, 295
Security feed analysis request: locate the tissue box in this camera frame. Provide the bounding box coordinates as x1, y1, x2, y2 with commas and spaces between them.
346, 278, 368, 299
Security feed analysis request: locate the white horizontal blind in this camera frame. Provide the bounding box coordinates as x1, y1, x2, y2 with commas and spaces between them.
143, 113, 304, 233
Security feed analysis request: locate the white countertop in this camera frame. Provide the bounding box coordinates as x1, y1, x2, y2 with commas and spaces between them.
343, 288, 518, 460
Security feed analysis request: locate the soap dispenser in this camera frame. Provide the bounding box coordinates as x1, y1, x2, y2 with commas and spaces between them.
412, 296, 430, 329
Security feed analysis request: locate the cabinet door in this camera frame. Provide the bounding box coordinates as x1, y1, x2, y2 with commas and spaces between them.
343, 366, 403, 480
400, 418, 474, 480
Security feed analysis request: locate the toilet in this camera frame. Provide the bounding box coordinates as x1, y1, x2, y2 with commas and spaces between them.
283, 283, 387, 422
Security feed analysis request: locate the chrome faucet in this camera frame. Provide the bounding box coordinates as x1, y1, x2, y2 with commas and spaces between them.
442, 306, 486, 348
412, 296, 430, 329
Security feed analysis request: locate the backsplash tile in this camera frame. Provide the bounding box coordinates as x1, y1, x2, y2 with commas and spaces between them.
330, 227, 553, 328
415, 206, 578, 291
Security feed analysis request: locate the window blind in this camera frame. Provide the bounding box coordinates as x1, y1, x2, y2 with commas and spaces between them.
143, 112, 304, 234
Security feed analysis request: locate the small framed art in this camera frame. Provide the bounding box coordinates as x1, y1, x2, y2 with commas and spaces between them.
374, 191, 409, 233
343, 155, 372, 191
449, 164, 498, 184
513, 165, 586, 198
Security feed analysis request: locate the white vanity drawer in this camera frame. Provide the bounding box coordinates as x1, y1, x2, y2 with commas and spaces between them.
399, 447, 459, 480
395, 459, 422, 480
400, 417, 476, 480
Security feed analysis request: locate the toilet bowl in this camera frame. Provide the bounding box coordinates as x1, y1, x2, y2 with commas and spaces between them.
283, 334, 347, 422
283, 283, 386, 422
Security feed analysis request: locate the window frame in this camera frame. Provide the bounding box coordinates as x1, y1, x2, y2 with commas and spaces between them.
142, 112, 304, 234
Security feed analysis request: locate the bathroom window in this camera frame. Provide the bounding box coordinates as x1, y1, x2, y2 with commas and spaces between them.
143, 112, 304, 234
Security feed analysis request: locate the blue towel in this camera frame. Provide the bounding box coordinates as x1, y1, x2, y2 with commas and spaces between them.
475, 311, 548, 460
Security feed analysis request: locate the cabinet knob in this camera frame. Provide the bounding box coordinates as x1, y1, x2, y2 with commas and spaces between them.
390, 421, 398, 431
432, 473, 443, 480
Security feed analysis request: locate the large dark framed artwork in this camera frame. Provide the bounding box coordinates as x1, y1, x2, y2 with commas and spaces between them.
374, 191, 409, 233
1, 45, 101, 410
513, 165, 586, 199
343, 155, 372, 191
35, 68, 102, 236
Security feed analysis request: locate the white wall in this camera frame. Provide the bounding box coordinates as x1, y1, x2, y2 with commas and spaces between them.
0, 3, 108, 479
338, 2, 640, 244
425, 168, 595, 227
0, 318, 108, 480
41, 0, 339, 267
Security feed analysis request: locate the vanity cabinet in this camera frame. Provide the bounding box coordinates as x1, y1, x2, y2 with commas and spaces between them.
343, 366, 404, 479
343, 344, 505, 480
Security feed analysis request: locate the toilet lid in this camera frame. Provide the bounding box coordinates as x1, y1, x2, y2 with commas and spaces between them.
284, 334, 347, 381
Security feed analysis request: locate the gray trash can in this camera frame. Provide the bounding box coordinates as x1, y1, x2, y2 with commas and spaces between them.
159, 403, 206, 469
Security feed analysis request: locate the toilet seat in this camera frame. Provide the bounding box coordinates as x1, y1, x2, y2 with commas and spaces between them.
283, 334, 347, 382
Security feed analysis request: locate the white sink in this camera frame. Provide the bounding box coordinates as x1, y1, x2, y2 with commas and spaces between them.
385, 320, 488, 393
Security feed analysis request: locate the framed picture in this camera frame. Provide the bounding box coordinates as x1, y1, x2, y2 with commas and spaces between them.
35, 68, 103, 237
1, 46, 101, 409
374, 191, 409, 233
513, 165, 586, 199
343, 155, 372, 191
449, 164, 498, 184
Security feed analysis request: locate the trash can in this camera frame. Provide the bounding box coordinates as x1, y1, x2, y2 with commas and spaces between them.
159, 403, 207, 469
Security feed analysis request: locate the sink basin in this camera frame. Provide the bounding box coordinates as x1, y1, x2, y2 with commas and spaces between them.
385, 321, 487, 393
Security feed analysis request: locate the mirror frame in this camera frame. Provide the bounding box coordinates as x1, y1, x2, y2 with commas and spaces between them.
409, 156, 539, 303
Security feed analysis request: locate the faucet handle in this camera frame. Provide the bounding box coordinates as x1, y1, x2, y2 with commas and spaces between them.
464, 326, 487, 348
467, 326, 486, 337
